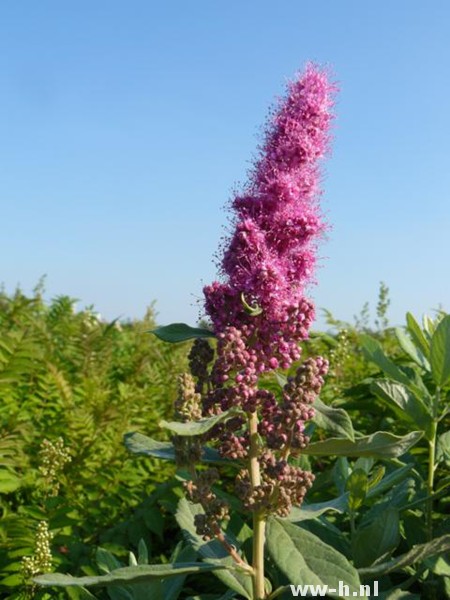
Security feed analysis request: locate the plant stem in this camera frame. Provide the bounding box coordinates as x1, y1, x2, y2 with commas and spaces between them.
426, 421, 437, 542
211, 523, 253, 572
189, 465, 253, 573
426, 387, 440, 542
248, 411, 266, 599
349, 511, 356, 539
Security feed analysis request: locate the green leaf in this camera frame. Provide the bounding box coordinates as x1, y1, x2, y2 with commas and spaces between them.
366, 465, 413, 499
274, 372, 288, 388
361, 479, 415, 527
150, 323, 215, 343
175, 499, 253, 600
361, 334, 413, 387
266, 518, 361, 598
96, 548, 122, 573
186, 593, 236, 600
124, 433, 177, 461
332, 457, 350, 494
287, 494, 348, 522
436, 431, 450, 466
358, 533, 450, 577
65, 587, 99, 600
425, 555, 450, 576
352, 508, 400, 567
0, 469, 22, 493
164, 545, 198, 600
312, 398, 354, 441
160, 408, 241, 437
137, 539, 149, 565
370, 380, 433, 438
430, 315, 450, 386
367, 465, 385, 490
377, 589, 420, 600
345, 469, 368, 511
303, 431, 423, 458
35, 563, 227, 588
423, 314, 437, 338
395, 326, 430, 370
353, 457, 374, 474
406, 312, 430, 359
124, 433, 234, 466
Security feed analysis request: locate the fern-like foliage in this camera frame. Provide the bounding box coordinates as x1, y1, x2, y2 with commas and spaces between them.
0, 286, 188, 595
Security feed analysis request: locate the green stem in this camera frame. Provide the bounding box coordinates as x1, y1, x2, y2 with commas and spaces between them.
426, 387, 440, 542
349, 511, 356, 539
249, 411, 266, 600
426, 426, 437, 542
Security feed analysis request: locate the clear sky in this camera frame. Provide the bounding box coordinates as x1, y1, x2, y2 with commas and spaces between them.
1, 1, 449, 330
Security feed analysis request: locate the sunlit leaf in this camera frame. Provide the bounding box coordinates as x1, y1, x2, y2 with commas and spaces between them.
150, 323, 215, 343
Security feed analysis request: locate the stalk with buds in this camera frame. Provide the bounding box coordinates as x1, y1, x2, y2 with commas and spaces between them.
179, 64, 336, 599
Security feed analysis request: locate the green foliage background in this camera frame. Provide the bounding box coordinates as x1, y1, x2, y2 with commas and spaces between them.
0, 284, 187, 595
1, 283, 448, 599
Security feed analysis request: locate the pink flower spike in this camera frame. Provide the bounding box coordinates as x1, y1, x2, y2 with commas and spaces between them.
204, 64, 336, 374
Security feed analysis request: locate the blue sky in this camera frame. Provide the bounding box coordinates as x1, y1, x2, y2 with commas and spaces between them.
1, 1, 449, 329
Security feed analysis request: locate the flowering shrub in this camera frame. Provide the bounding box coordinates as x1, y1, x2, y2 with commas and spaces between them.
34, 66, 450, 600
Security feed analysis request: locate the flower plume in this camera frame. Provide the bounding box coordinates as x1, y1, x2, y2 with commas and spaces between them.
204, 64, 336, 374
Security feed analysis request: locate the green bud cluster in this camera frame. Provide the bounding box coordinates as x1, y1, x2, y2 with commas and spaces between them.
173, 373, 203, 466
39, 437, 71, 496
21, 521, 53, 581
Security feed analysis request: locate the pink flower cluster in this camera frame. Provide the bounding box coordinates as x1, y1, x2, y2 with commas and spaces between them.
204, 64, 335, 374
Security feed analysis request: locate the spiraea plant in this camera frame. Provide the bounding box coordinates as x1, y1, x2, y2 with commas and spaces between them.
157, 64, 336, 599
35, 65, 450, 600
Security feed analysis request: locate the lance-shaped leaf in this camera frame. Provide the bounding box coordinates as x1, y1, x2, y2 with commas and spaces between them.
303, 431, 423, 458
436, 430, 450, 465
361, 335, 427, 397
312, 398, 354, 441
124, 432, 235, 466
358, 533, 450, 577
395, 327, 430, 370
361, 335, 412, 385
430, 315, 450, 386
266, 518, 360, 598
124, 433, 177, 461
160, 408, 241, 437
366, 465, 413, 499
346, 468, 368, 512
370, 380, 434, 439
352, 508, 400, 568
406, 312, 430, 359
287, 494, 349, 522
35, 563, 228, 588
150, 323, 215, 343
175, 498, 253, 600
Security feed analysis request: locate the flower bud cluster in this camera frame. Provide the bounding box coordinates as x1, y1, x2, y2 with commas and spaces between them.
175, 66, 334, 532
21, 521, 53, 580
328, 329, 351, 393
204, 286, 315, 375
259, 357, 328, 454
235, 452, 314, 517
219, 431, 248, 460
184, 469, 230, 540
173, 373, 203, 466
174, 373, 202, 421
38, 437, 71, 496
188, 339, 214, 391
284, 356, 329, 404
